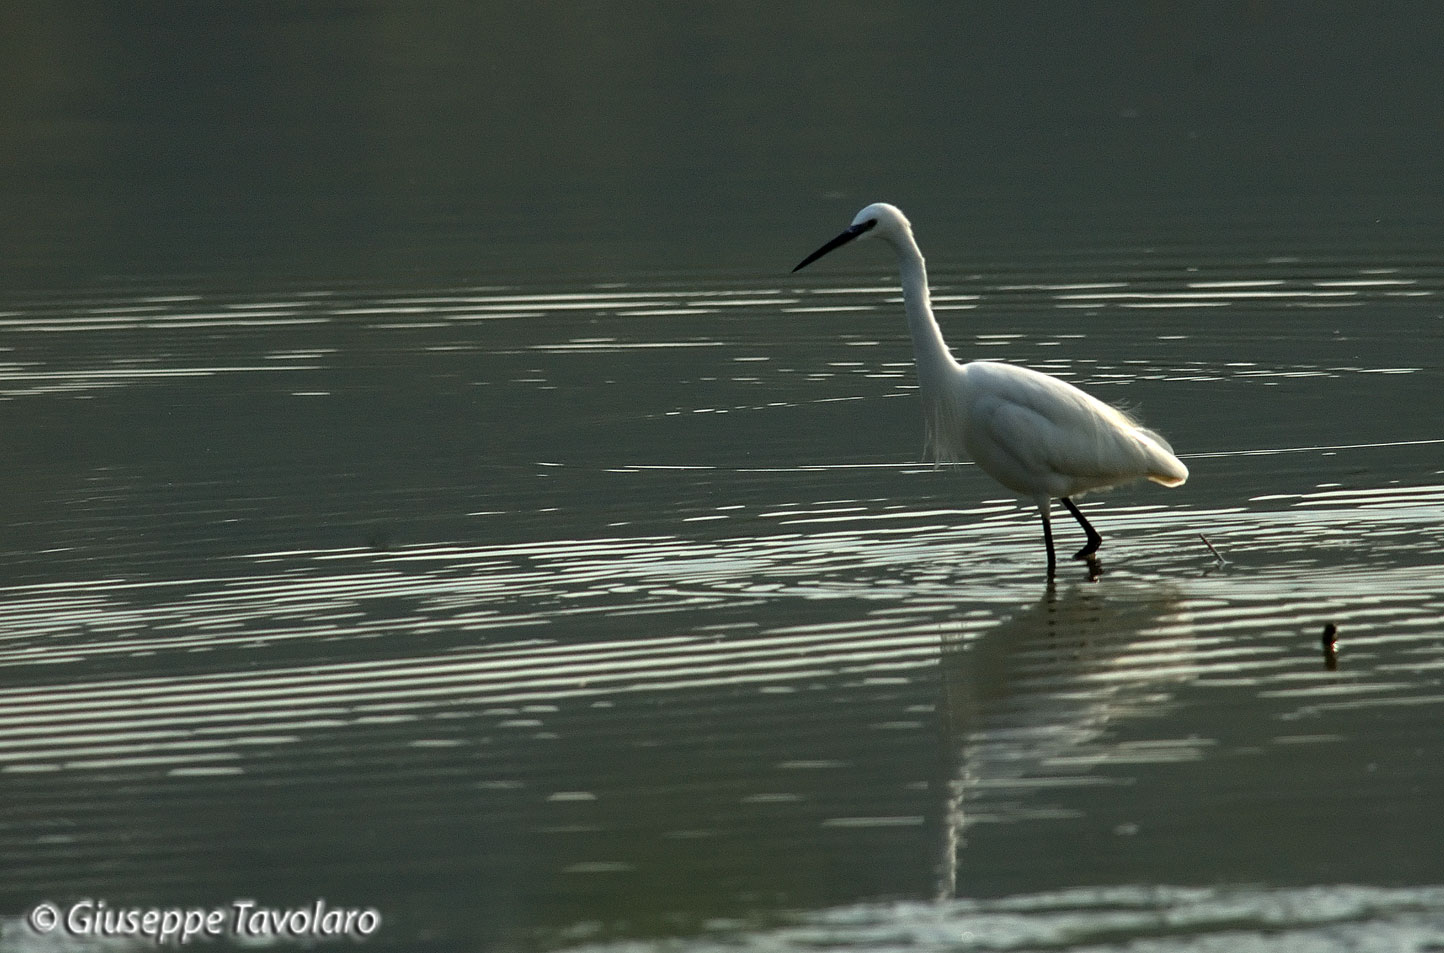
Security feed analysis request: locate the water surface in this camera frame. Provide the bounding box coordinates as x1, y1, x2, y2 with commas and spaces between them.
5, 5, 1444, 951
2, 251, 1443, 951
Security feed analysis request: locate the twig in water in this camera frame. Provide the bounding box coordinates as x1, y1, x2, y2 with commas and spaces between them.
1199, 533, 1228, 566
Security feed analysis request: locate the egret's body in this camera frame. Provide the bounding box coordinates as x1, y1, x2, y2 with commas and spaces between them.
793, 203, 1187, 576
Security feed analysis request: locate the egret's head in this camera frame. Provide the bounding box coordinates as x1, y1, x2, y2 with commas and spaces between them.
792, 203, 914, 273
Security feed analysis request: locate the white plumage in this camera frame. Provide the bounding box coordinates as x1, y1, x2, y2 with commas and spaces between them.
793, 202, 1188, 576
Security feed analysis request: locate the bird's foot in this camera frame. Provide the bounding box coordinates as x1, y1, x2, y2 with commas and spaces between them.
1083, 556, 1104, 581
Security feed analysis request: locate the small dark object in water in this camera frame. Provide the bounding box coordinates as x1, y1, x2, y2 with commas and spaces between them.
1321, 623, 1338, 671
1199, 533, 1227, 566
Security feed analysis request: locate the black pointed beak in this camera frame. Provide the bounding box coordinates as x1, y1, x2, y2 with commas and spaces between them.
792, 219, 876, 272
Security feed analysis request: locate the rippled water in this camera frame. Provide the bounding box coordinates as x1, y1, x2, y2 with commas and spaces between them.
563, 885, 1444, 952
2, 249, 1443, 951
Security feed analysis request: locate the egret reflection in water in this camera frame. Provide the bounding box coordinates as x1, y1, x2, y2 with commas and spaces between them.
933, 581, 1194, 899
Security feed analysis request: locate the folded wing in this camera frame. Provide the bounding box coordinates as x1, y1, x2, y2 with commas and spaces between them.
958, 362, 1188, 497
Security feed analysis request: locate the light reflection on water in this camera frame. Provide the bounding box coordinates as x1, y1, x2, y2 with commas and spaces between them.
550, 884, 1444, 952
0, 253, 1438, 401
2, 255, 1443, 950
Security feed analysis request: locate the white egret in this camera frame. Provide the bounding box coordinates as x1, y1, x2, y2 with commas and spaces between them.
793, 203, 1188, 577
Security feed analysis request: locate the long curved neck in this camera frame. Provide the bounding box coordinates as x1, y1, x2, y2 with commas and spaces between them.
893, 234, 955, 383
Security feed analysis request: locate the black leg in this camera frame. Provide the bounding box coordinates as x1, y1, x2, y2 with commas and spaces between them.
1060, 497, 1102, 560
1039, 501, 1056, 578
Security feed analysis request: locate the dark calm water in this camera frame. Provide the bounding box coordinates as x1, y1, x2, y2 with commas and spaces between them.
4, 5, 1444, 952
